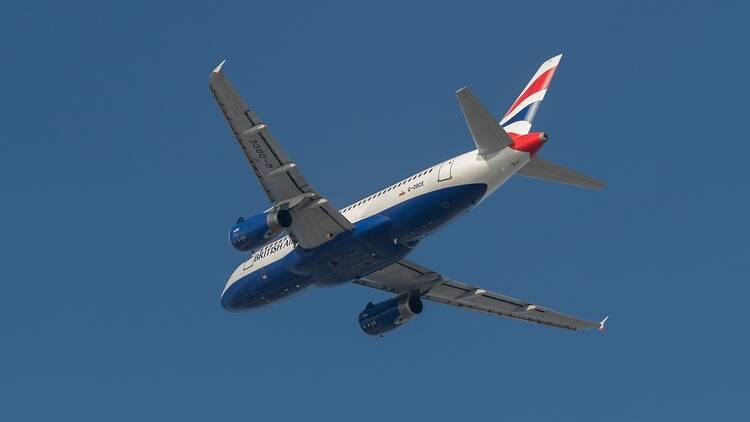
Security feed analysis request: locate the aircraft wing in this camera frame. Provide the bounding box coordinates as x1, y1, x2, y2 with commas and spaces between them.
354, 260, 605, 331
209, 61, 352, 249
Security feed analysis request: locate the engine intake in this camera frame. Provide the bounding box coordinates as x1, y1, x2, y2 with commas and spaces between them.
358, 295, 423, 336
229, 209, 293, 251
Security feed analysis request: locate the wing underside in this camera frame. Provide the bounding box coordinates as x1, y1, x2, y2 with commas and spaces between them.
209, 61, 352, 248
355, 260, 603, 331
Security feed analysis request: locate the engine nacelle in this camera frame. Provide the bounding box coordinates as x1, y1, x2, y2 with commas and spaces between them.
229, 209, 293, 251
358, 295, 423, 336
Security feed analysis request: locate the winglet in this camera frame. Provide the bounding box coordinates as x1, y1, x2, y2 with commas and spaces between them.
212, 59, 226, 75
597, 316, 609, 332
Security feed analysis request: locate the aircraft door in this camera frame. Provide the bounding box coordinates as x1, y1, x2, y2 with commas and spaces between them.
438, 159, 453, 182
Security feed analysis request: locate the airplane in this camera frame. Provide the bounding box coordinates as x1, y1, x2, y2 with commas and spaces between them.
210, 54, 608, 336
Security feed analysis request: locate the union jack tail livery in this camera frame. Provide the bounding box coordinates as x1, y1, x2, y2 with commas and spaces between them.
500, 54, 562, 136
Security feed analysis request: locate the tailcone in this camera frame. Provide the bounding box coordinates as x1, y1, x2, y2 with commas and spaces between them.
510, 132, 547, 156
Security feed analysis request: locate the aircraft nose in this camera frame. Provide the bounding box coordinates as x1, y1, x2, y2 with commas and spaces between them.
220, 289, 239, 311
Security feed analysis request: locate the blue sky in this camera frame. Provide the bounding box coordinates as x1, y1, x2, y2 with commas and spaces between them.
1, 1, 748, 420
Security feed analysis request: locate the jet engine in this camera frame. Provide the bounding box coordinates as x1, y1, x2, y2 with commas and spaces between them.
358, 295, 423, 336
229, 209, 293, 251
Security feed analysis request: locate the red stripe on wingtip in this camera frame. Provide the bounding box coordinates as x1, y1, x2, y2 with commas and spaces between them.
504, 67, 557, 117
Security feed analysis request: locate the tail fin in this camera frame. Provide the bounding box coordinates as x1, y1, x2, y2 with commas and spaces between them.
500, 54, 562, 135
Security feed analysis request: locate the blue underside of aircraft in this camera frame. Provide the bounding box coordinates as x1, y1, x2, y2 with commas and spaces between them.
221, 183, 488, 311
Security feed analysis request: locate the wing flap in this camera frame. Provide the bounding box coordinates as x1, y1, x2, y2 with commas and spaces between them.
289, 198, 353, 249
356, 260, 440, 293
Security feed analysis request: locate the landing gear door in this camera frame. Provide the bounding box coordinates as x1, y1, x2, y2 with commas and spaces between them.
438, 159, 453, 182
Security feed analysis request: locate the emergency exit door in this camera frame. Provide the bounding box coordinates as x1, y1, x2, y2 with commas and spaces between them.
438, 159, 453, 182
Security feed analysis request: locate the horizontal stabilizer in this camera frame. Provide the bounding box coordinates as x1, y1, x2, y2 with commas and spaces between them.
456, 87, 513, 155
518, 156, 605, 190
